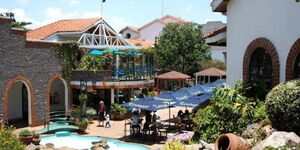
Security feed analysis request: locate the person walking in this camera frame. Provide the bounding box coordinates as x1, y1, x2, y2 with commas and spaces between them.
98, 101, 105, 127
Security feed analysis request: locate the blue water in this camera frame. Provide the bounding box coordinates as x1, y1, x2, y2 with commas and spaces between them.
40, 131, 149, 150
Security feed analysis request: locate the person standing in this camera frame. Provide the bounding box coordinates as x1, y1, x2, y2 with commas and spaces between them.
98, 101, 105, 127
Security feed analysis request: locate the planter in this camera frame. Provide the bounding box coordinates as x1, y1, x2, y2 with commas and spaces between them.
79, 124, 88, 132
32, 138, 41, 145
87, 116, 94, 121
113, 114, 124, 120
214, 133, 251, 150
19, 135, 33, 145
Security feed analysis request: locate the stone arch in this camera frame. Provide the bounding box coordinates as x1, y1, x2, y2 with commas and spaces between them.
243, 38, 280, 87
3, 76, 35, 126
46, 74, 69, 113
286, 38, 300, 81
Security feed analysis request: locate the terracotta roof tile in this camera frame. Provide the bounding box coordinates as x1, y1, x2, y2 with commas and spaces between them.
194, 67, 226, 76
204, 26, 227, 38
26, 18, 101, 40
157, 71, 191, 79
127, 39, 154, 49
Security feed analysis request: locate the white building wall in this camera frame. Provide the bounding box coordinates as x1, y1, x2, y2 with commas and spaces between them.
211, 46, 226, 62
8, 82, 22, 120
226, 0, 300, 86
139, 22, 165, 41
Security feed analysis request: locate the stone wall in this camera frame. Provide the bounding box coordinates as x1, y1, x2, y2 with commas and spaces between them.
0, 18, 63, 126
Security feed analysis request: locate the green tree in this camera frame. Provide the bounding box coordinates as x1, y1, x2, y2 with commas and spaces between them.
0, 12, 32, 30
155, 22, 210, 75
198, 59, 226, 71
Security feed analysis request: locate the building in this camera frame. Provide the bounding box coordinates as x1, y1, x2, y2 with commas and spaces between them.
0, 17, 155, 127
211, 0, 300, 87
119, 15, 186, 42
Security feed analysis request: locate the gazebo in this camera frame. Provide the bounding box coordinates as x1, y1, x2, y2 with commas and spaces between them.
194, 67, 226, 84
156, 71, 191, 92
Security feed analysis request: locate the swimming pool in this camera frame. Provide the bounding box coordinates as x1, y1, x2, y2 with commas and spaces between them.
40, 131, 149, 150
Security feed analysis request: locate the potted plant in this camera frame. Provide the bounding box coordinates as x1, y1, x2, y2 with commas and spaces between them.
77, 119, 89, 132
18, 129, 32, 145
32, 132, 40, 145
111, 103, 127, 120
86, 107, 97, 121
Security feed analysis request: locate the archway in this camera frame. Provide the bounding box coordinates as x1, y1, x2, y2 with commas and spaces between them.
243, 38, 280, 87
286, 39, 300, 81
4, 77, 34, 126
47, 75, 69, 112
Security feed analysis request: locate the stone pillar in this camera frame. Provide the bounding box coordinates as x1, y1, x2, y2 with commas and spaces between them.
116, 89, 119, 103
111, 88, 115, 104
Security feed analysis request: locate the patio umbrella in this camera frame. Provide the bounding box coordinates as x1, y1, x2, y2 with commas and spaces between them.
212, 79, 226, 87
126, 49, 140, 55
121, 97, 169, 111
154, 91, 175, 102
89, 49, 104, 55
187, 85, 205, 96
174, 93, 213, 107
172, 88, 193, 100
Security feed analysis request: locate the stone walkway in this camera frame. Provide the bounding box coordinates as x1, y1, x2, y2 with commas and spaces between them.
14, 107, 192, 150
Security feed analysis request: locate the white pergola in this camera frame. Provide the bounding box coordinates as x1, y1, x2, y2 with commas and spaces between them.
78, 19, 141, 50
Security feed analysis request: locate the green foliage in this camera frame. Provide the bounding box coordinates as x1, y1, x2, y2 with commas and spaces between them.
86, 107, 97, 116
76, 55, 105, 72
155, 22, 211, 75
245, 81, 270, 100
0, 12, 31, 30
79, 93, 88, 103
192, 80, 266, 143
77, 119, 89, 127
111, 103, 127, 116
55, 41, 79, 80
162, 140, 187, 150
18, 129, 31, 137
265, 79, 300, 135
264, 144, 300, 150
0, 126, 26, 150
198, 59, 226, 71
32, 131, 40, 139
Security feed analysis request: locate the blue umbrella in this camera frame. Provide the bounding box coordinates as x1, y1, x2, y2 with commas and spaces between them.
154, 91, 175, 102
212, 79, 226, 87
174, 93, 213, 107
89, 49, 104, 55
199, 83, 216, 93
172, 88, 193, 100
187, 85, 205, 96
121, 97, 169, 111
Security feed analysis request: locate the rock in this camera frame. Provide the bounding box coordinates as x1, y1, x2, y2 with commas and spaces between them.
91, 145, 104, 150
252, 131, 300, 150
45, 143, 54, 149
185, 144, 203, 150
25, 143, 40, 150
55, 146, 76, 150
91, 140, 109, 149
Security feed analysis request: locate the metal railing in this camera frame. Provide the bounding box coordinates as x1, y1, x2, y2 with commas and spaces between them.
43, 111, 76, 132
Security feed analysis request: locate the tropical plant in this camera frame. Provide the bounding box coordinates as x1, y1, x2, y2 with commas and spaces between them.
32, 132, 40, 139
192, 80, 266, 143
0, 126, 25, 150
86, 107, 97, 116
155, 22, 211, 75
55, 41, 80, 80
79, 93, 88, 117
0, 12, 32, 30
162, 140, 187, 150
111, 103, 127, 116
77, 119, 89, 127
76, 55, 105, 72
265, 79, 300, 135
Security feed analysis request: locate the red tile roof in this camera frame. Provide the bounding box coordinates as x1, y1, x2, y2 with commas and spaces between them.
157, 71, 191, 79
127, 39, 154, 49
26, 18, 101, 40
194, 67, 226, 76
204, 26, 227, 38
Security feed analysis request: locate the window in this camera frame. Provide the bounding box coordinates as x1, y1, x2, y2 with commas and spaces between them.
249, 47, 273, 88
293, 53, 300, 79
126, 33, 131, 39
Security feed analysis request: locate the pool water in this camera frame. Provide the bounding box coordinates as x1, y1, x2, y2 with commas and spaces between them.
40, 131, 149, 150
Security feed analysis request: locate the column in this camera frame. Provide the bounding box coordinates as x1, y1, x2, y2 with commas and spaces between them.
116, 89, 119, 103
195, 75, 198, 85
111, 88, 115, 104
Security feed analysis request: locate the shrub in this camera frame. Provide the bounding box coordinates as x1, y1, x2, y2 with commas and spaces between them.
265, 79, 300, 135
162, 140, 187, 150
0, 126, 26, 150
77, 119, 89, 127
86, 107, 97, 116
32, 131, 40, 139
192, 80, 266, 143
111, 103, 127, 116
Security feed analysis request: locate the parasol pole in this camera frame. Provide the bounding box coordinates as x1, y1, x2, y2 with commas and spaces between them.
169, 101, 171, 129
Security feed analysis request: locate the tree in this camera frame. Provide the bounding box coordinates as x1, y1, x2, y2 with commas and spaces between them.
0, 12, 31, 30
198, 59, 226, 71
155, 22, 210, 75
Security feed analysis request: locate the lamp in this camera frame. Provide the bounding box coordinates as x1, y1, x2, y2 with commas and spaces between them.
80, 79, 87, 92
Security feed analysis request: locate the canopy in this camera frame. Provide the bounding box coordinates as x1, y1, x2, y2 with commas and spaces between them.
174, 93, 212, 107
212, 79, 226, 87
187, 85, 204, 96
89, 49, 104, 55
172, 88, 193, 100
154, 91, 175, 102
121, 97, 170, 111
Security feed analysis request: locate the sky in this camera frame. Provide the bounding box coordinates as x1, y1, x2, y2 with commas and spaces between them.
0, 0, 226, 31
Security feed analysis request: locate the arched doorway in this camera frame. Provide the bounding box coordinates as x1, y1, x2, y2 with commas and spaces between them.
47, 75, 68, 112
5, 78, 34, 127
248, 48, 273, 88
243, 38, 280, 87
286, 39, 300, 81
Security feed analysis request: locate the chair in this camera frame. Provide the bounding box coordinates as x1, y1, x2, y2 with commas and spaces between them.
124, 119, 132, 136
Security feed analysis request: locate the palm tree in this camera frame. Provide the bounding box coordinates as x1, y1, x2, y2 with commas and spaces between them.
0, 12, 31, 30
